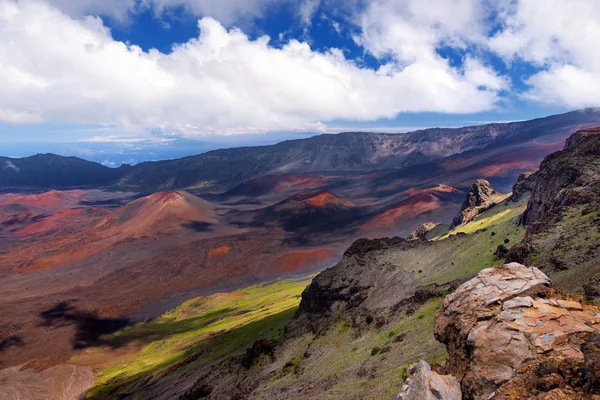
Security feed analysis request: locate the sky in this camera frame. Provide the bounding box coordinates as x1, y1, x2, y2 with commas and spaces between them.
0, 0, 599, 166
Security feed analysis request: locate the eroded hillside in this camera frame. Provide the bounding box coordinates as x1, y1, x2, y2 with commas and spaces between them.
2, 127, 599, 400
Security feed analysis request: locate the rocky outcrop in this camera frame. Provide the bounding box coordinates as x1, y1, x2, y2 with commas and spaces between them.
409, 222, 440, 240
398, 360, 461, 400
520, 128, 600, 227
505, 128, 600, 293
296, 237, 422, 320
413, 263, 600, 400
452, 180, 503, 227
509, 171, 536, 201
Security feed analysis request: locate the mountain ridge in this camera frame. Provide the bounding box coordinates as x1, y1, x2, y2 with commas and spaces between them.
3, 108, 600, 191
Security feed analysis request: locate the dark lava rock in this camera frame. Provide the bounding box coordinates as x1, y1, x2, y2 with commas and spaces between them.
520, 128, 600, 228
409, 222, 440, 241
494, 244, 509, 260
241, 339, 279, 369
509, 171, 536, 202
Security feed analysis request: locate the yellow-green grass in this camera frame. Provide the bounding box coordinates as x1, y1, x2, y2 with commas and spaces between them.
253, 298, 446, 400
372, 196, 529, 287
83, 197, 530, 399
83, 277, 312, 399
435, 194, 525, 239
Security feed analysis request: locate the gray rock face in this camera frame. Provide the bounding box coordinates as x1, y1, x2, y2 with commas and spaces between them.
296, 237, 422, 318
397, 360, 461, 400
509, 171, 536, 201
519, 127, 600, 227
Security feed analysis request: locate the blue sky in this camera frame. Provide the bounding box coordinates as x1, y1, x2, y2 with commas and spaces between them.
0, 0, 598, 165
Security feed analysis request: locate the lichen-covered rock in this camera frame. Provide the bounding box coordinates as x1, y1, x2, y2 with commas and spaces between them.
397, 360, 461, 400
432, 263, 600, 400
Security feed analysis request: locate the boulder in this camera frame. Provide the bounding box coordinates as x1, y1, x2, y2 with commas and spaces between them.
397, 360, 461, 400
432, 263, 600, 399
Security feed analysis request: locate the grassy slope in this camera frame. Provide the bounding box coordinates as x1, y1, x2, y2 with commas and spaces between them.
81, 196, 529, 399
79, 278, 312, 399
421, 195, 528, 284
250, 298, 447, 400
246, 196, 529, 399
528, 206, 600, 293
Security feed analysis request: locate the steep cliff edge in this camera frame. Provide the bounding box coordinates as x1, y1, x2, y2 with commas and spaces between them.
402, 263, 600, 400
409, 222, 440, 240
520, 127, 600, 227
506, 128, 600, 293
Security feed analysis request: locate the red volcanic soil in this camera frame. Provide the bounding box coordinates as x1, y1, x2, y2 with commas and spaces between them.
0, 203, 42, 227
274, 175, 327, 192
224, 174, 328, 198
95, 190, 218, 238
15, 207, 109, 236
289, 190, 356, 209
363, 186, 458, 231
208, 245, 232, 260
1, 190, 222, 274
0, 189, 84, 211
0, 190, 88, 233
474, 140, 566, 178
404, 185, 458, 197
272, 248, 335, 273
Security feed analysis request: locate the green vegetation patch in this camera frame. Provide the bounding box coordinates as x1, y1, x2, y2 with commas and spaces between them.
255, 298, 446, 400
528, 206, 600, 293
83, 277, 312, 399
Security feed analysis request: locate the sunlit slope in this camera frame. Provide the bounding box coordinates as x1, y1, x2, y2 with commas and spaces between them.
80, 196, 531, 399
377, 194, 529, 287
79, 277, 312, 399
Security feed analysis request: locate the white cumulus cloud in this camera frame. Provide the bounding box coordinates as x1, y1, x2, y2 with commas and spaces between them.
489, 0, 600, 107
0, 0, 506, 136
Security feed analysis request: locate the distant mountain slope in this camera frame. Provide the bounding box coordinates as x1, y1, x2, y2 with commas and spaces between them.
115, 109, 600, 191
0, 154, 127, 189
2, 109, 600, 191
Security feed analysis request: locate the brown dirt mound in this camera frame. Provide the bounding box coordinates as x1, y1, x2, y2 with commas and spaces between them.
272, 248, 335, 273
96, 190, 218, 238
